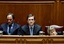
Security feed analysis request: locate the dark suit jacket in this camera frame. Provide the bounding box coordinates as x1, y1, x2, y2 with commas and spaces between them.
21, 24, 42, 35
0, 23, 21, 35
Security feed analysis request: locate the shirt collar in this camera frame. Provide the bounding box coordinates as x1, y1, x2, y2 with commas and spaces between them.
29, 25, 34, 29
8, 23, 14, 27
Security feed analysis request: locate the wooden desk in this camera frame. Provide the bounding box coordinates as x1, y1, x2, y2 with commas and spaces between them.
0, 35, 64, 44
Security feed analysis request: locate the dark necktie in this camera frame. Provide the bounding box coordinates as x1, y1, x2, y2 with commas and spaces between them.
9, 25, 11, 33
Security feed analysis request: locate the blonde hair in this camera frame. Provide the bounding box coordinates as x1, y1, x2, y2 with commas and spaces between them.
47, 27, 57, 35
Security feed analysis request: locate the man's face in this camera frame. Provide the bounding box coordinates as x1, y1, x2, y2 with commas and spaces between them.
7, 15, 14, 25
27, 16, 35, 26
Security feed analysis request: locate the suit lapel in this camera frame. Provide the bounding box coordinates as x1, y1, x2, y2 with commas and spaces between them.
26, 25, 30, 35
11, 23, 17, 34
33, 24, 37, 35
2, 23, 8, 34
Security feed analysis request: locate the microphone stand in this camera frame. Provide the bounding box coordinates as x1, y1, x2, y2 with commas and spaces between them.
48, 21, 51, 36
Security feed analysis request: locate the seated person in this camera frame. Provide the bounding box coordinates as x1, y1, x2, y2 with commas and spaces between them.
50, 25, 63, 35
47, 27, 57, 35
21, 14, 42, 35
0, 13, 21, 35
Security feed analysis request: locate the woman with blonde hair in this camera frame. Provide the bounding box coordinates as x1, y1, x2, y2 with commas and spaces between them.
47, 26, 57, 35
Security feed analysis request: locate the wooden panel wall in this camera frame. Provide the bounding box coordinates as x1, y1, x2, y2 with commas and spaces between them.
0, 0, 55, 1
0, 0, 64, 31
60, 1, 64, 26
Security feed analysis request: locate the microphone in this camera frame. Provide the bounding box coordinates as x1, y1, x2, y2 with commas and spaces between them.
48, 21, 51, 36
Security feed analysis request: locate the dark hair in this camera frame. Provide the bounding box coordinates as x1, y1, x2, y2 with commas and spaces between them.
27, 14, 35, 20
7, 13, 15, 19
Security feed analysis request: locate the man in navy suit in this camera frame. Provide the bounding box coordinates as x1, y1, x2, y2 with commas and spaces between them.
0, 13, 21, 35
21, 14, 42, 35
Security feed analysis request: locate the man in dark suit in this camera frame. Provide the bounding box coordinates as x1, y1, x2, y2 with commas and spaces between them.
21, 14, 42, 35
0, 13, 21, 35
